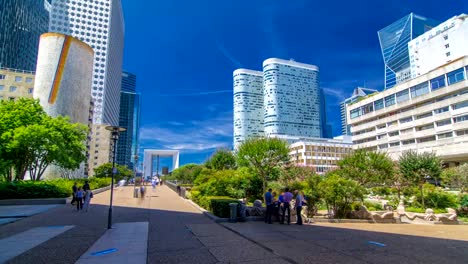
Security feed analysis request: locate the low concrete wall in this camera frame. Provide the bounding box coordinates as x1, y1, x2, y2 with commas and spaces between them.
166, 181, 187, 198
0, 185, 111, 205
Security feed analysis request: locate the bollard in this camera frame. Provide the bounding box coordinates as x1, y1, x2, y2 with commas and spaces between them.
238, 203, 247, 222
229, 203, 238, 223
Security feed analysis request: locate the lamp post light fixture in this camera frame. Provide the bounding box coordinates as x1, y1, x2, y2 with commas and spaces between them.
105, 125, 126, 229
133, 154, 138, 198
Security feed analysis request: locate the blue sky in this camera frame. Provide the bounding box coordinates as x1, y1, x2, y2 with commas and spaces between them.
121, 0, 467, 169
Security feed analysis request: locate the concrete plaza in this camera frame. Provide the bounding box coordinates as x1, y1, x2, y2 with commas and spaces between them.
0, 185, 467, 263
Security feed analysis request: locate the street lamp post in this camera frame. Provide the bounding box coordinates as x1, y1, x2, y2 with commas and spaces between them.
105, 126, 126, 229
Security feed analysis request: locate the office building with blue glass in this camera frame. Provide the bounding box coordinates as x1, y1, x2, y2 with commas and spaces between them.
378, 13, 439, 89
0, 0, 51, 71
117, 71, 140, 169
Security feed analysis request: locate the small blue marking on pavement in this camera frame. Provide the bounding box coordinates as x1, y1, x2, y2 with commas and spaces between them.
368, 241, 386, 247
90, 248, 118, 256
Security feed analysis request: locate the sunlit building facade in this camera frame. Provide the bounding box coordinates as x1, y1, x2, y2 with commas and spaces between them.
0, 68, 35, 101
340, 87, 378, 135
378, 13, 439, 89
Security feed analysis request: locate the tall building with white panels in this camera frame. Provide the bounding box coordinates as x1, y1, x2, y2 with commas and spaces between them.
340, 87, 378, 135
409, 14, 468, 78
49, 0, 124, 126
233, 69, 263, 149
263, 58, 324, 139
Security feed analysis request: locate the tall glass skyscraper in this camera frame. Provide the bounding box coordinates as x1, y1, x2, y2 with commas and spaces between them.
0, 0, 51, 71
378, 13, 439, 89
49, 0, 125, 126
263, 58, 325, 138
117, 71, 140, 169
233, 69, 264, 149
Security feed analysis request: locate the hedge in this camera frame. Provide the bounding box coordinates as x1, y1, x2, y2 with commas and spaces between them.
211, 198, 240, 218
0, 178, 112, 200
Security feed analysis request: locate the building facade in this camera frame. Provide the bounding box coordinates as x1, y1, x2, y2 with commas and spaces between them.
378, 13, 439, 89
347, 56, 468, 164
409, 14, 468, 79
0, 0, 50, 71
233, 69, 264, 149
88, 124, 112, 176
49, 0, 125, 126
0, 68, 35, 101
117, 71, 140, 169
340, 87, 378, 135
263, 58, 324, 139
289, 136, 353, 174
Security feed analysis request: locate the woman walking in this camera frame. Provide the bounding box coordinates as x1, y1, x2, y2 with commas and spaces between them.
83, 189, 93, 212
75, 187, 84, 211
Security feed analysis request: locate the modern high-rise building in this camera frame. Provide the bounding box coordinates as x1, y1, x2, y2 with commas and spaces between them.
263, 58, 325, 139
0, 0, 51, 71
409, 14, 468, 79
378, 13, 439, 89
116, 71, 140, 169
0, 68, 35, 101
233, 69, 264, 149
48, 0, 125, 126
347, 56, 468, 165
340, 87, 378, 135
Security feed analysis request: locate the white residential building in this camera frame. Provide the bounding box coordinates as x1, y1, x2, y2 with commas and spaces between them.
49, 0, 124, 126
233, 69, 264, 149
409, 14, 468, 78
347, 56, 468, 165
263, 58, 325, 139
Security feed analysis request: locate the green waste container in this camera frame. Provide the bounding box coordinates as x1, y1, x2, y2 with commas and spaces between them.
229, 203, 238, 223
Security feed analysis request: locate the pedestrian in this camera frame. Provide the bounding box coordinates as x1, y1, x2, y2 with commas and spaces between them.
83, 189, 93, 212
160, 178, 163, 186
151, 178, 157, 191
140, 185, 146, 198
272, 192, 280, 222
75, 187, 84, 211
281, 188, 293, 225
71, 182, 78, 206
264, 188, 273, 224
294, 190, 303, 225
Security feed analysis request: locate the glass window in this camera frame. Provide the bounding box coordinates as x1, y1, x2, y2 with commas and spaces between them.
9, 86, 17, 92
447, 68, 465, 85
399, 116, 413, 124
401, 128, 413, 134
26, 77, 33, 83
430, 75, 446, 90
453, 101, 468, 110
434, 106, 449, 114
416, 112, 432, 119
396, 89, 409, 103
0, 74, 5, 80
374, 99, 384, 111
456, 129, 468, 136
402, 139, 416, 145
28, 88, 33, 94
379, 144, 388, 149
418, 136, 436, 143
389, 131, 399, 137
361, 103, 373, 115
389, 141, 400, 147
417, 124, 434, 131
454, 115, 468, 123
0, 85, 4, 91
350, 108, 361, 119
437, 119, 451, 126
438, 132, 453, 139
410, 82, 429, 98
15, 76, 22, 82
385, 94, 395, 107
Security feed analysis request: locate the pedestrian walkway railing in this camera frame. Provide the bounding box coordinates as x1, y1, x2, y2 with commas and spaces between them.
166, 181, 187, 198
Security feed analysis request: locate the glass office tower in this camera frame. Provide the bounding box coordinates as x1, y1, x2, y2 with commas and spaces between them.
378, 13, 439, 89
0, 0, 51, 71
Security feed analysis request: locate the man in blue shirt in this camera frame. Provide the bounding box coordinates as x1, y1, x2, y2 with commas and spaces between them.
264, 188, 273, 224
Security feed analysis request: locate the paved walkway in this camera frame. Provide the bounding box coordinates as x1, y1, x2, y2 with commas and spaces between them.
0, 185, 467, 263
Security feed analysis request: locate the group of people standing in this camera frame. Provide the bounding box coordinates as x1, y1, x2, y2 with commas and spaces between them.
264, 188, 306, 225
71, 181, 93, 212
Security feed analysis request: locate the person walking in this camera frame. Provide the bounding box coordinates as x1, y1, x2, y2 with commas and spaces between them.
75, 187, 84, 211
294, 190, 303, 225
264, 188, 273, 224
140, 185, 146, 199
272, 192, 280, 222
83, 189, 93, 212
71, 182, 78, 206
281, 188, 293, 225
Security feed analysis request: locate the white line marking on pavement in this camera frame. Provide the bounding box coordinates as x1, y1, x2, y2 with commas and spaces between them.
75, 222, 148, 264
0, 225, 74, 263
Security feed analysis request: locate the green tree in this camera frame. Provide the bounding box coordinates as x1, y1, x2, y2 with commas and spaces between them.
169, 164, 204, 184
205, 148, 236, 170
94, 163, 133, 181
399, 150, 442, 208
279, 164, 316, 187
318, 173, 365, 218
236, 137, 290, 193
441, 164, 468, 193
303, 173, 323, 217
338, 149, 394, 187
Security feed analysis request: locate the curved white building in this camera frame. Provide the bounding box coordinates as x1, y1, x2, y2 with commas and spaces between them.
233, 69, 263, 149
263, 58, 323, 139
34, 33, 94, 124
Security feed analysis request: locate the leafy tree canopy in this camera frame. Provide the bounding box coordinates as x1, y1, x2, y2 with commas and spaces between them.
94, 163, 133, 181
169, 163, 204, 184
205, 148, 236, 170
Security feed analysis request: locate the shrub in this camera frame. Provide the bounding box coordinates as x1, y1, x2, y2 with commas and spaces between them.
196, 195, 234, 211
371, 187, 392, 196
211, 198, 240, 218
413, 187, 458, 209
363, 200, 383, 211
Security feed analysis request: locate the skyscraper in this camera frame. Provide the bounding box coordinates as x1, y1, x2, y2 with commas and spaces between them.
233, 69, 264, 149
378, 13, 439, 89
263, 58, 324, 139
0, 0, 51, 71
340, 87, 378, 135
117, 71, 140, 169
48, 0, 125, 126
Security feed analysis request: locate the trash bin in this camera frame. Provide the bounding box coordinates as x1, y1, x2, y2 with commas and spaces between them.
229, 203, 238, 223
238, 203, 247, 222
134, 188, 139, 198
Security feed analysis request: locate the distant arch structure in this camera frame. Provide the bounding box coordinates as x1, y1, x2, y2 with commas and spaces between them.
143, 149, 179, 178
